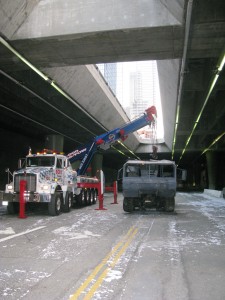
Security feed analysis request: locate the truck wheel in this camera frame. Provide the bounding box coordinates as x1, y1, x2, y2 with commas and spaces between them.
62, 192, 73, 213
86, 189, 91, 205
48, 192, 62, 216
156, 198, 165, 211
123, 197, 134, 212
165, 197, 175, 212
89, 189, 94, 205
77, 189, 87, 206
7, 202, 19, 214
92, 189, 98, 204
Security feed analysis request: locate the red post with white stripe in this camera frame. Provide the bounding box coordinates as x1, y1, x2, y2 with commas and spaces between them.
111, 181, 118, 204
19, 180, 27, 219
95, 170, 107, 210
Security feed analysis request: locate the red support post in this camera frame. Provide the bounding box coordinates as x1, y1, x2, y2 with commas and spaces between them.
77, 180, 107, 211
95, 181, 107, 211
19, 180, 27, 219
111, 181, 118, 204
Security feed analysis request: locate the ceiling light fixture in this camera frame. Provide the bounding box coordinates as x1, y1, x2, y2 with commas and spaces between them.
201, 131, 225, 155
177, 50, 225, 165
117, 140, 140, 160
0, 37, 138, 159
0, 36, 107, 131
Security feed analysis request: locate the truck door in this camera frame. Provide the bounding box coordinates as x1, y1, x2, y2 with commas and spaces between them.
56, 157, 63, 184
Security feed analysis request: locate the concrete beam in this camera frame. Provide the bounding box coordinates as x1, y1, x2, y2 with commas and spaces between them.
157, 59, 180, 150
136, 142, 171, 154
43, 64, 140, 150
0, 0, 39, 38
0, 0, 185, 68
11, 0, 184, 40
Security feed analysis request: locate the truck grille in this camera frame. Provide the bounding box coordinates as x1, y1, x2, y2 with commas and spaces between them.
14, 174, 36, 192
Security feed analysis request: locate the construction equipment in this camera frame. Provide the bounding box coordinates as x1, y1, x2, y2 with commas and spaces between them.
119, 159, 176, 212
67, 106, 157, 175
3, 106, 157, 216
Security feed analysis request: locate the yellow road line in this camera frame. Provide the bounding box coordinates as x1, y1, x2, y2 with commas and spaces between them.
69, 226, 138, 300
83, 228, 138, 300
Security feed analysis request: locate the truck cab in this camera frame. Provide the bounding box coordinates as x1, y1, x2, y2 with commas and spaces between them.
4, 150, 76, 216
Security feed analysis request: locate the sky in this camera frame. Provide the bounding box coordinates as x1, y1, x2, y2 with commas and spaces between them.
116, 61, 164, 140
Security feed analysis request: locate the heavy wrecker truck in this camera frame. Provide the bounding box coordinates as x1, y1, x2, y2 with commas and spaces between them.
3, 106, 157, 216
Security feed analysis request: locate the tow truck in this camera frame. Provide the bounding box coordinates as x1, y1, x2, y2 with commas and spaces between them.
3, 106, 157, 216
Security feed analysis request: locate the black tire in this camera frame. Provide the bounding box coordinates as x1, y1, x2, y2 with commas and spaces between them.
86, 189, 90, 205
7, 202, 19, 214
73, 195, 79, 208
123, 197, 134, 212
92, 189, 98, 204
48, 192, 62, 216
77, 189, 87, 206
156, 198, 165, 211
165, 197, 175, 212
90, 189, 95, 205
89, 189, 93, 205
62, 192, 73, 213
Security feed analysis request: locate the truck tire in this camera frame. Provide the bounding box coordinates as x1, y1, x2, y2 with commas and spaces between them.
77, 189, 87, 206
7, 202, 19, 214
92, 189, 98, 204
48, 192, 62, 216
156, 198, 165, 211
62, 192, 73, 213
165, 197, 175, 212
89, 189, 94, 205
123, 197, 134, 212
86, 189, 92, 205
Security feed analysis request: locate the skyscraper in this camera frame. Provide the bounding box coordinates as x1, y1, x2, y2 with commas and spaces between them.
96, 63, 117, 95
97, 60, 163, 139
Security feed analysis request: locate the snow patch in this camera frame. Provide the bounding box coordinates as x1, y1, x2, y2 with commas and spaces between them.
104, 269, 122, 282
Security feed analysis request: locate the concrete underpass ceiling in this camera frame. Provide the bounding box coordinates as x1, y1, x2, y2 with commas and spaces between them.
0, 0, 225, 171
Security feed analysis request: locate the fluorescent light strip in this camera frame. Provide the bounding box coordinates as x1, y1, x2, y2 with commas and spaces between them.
117, 140, 140, 159
1, 37, 145, 161
172, 104, 180, 159
177, 51, 225, 165
201, 132, 225, 155
0, 37, 49, 81
111, 146, 127, 157
218, 53, 225, 71
0, 104, 78, 142
0, 37, 106, 131
0, 69, 96, 137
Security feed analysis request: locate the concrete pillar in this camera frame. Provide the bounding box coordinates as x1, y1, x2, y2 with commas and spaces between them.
206, 151, 216, 189
91, 153, 103, 178
45, 135, 64, 152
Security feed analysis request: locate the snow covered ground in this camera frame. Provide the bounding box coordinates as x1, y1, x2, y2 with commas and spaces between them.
0, 192, 224, 300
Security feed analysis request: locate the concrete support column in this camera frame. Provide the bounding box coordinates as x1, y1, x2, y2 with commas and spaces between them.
206, 151, 216, 189
45, 135, 64, 152
91, 153, 103, 178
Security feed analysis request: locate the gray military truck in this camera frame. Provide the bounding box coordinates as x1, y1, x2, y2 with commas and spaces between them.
119, 159, 176, 212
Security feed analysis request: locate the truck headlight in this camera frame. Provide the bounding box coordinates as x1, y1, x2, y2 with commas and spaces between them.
42, 185, 50, 191
7, 185, 13, 190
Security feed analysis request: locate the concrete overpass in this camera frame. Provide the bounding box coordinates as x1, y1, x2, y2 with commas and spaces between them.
0, 0, 225, 189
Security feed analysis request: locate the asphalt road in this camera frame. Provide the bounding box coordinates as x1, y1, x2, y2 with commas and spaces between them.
0, 192, 225, 300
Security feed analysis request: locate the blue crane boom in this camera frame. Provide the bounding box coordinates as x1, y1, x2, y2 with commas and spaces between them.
67, 106, 157, 175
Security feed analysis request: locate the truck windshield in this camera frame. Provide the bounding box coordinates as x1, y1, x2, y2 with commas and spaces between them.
26, 156, 55, 167
125, 163, 175, 178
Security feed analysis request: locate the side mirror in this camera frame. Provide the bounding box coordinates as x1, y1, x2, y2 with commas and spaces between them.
117, 168, 123, 181
5, 168, 13, 184
18, 158, 26, 169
